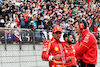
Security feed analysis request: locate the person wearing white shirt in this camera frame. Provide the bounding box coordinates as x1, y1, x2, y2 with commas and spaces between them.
10, 20, 17, 28
98, 25, 100, 32
65, 21, 70, 28
5, 21, 10, 28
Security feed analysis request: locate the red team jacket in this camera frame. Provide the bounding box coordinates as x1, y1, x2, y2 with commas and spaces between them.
42, 38, 64, 67
42, 37, 77, 67
75, 29, 97, 65
62, 43, 77, 67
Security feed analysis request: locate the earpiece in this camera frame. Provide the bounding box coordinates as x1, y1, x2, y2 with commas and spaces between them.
79, 23, 84, 30
63, 32, 70, 42
79, 19, 87, 30
65, 37, 68, 42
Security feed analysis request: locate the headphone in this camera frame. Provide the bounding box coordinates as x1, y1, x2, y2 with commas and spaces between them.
79, 19, 87, 30
63, 32, 71, 42
65, 37, 69, 42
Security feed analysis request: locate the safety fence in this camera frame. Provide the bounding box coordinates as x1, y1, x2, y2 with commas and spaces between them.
0, 28, 47, 50
0, 27, 100, 50
0, 28, 50, 67
0, 28, 100, 67
0, 28, 76, 50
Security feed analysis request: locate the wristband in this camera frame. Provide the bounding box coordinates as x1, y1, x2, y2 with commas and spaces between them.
48, 56, 54, 61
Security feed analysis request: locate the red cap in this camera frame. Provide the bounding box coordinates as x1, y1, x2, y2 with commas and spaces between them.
52, 26, 62, 33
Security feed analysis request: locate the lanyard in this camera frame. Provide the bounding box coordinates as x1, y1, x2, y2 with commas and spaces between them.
59, 43, 65, 67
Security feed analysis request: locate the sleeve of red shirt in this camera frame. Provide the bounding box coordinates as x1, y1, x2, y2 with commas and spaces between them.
74, 42, 81, 59
93, 28, 99, 33
41, 40, 51, 61
75, 34, 94, 56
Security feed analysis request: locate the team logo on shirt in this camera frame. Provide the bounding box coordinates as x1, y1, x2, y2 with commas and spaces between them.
65, 50, 68, 53
57, 27, 59, 29
55, 47, 58, 51
71, 46, 74, 49
83, 34, 89, 43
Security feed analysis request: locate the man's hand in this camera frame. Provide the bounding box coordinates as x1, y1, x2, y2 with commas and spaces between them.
52, 54, 62, 60
66, 57, 71, 63
2, 36, 4, 38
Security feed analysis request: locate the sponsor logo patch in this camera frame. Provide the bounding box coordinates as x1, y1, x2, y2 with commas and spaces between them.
55, 47, 58, 51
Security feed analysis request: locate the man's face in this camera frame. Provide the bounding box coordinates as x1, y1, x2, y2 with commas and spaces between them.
52, 31, 62, 40
68, 35, 73, 43
74, 22, 80, 35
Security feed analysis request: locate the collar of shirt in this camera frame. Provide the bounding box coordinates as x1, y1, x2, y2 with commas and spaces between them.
82, 29, 89, 37
51, 37, 61, 43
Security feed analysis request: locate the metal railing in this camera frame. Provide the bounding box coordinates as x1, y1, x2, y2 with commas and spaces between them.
0, 28, 48, 50
0, 27, 99, 50
0, 27, 99, 67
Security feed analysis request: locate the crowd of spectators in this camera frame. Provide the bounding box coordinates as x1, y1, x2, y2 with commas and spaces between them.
0, 0, 99, 30
0, 0, 100, 44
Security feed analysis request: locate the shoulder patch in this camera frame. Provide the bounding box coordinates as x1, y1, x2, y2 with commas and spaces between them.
43, 40, 50, 45
83, 34, 90, 43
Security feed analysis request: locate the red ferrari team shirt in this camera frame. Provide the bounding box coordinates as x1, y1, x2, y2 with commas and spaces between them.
75, 29, 97, 65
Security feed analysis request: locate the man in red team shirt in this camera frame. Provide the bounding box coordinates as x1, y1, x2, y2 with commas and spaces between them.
74, 19, 97, 67
41, 26, 71, 67
63, 32, 77, 67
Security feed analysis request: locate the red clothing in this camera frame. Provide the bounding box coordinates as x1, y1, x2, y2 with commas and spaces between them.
24, 13, 29, 22
93, 28, 99, 37
62, 43, 77, 66
94, 28, 99, 33
15, 18, 19, 27
88, 0, 91, 2
24, 16, 29, 22
88, 19, 92, 26
75, 29, 97, 65
37, 0, 41, 1
24, 13, 28, 17
41, 38, 65, 67
69, 10, 72, 16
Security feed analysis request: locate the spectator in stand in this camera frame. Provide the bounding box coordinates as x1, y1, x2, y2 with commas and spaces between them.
53, 21, 59, 27
29, 22, 34, 31
44, 19, 49, 29
15, 15, 20, 27
93, 24, 99, 38
0, 29, 5, 44
65, 20, 70, 30
19, 14, 25, 28
10, 3, 16, 21
0, 0, 99, 39
13, 26, 21, 44
94, 24, 99, 33
10, 20, 17, 28
98, 25, 100, 32
37, 14, 41, 28
5, 16, 10, 22
0, 15, 5, 27
1, 3, 9, 21
60, 20, 66, 29
5, 21, 10, 28
29, 18, 37, 29
24, 10, 29, 28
